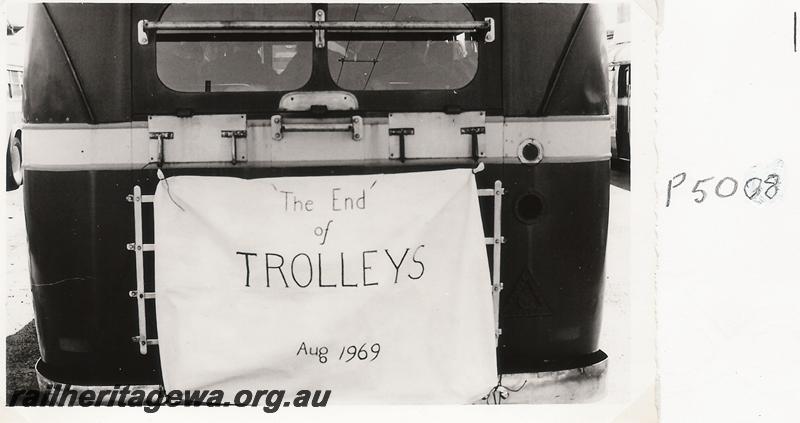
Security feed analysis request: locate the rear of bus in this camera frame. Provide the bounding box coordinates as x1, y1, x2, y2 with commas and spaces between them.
22, 3, 610, 389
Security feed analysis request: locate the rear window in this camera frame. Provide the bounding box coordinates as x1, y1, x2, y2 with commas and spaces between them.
156, 4, 313, 92
327, 4, 479, 91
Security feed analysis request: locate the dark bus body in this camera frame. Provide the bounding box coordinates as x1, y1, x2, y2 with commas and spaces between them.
20, 3, 610, 388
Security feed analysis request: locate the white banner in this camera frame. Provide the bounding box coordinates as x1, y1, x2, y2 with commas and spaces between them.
153, 169, 497, 404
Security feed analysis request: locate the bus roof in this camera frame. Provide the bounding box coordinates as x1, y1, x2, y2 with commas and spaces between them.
23, 3, 608, 124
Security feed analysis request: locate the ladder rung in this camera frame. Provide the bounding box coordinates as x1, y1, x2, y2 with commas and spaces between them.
485, 236, 505, 245
126, 243, 155, 252
477, 188, 505, 196
126, 194, 155, 203
129, 290, 156, 299
132, 336, 159, 346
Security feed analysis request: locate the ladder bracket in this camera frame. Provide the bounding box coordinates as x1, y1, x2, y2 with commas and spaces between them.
148, 131, 174, 140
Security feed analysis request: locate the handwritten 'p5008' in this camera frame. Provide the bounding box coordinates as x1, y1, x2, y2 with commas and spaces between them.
665, 171, 781, 207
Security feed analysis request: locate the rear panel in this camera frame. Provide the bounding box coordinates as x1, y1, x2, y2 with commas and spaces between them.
23, 3, 610, 385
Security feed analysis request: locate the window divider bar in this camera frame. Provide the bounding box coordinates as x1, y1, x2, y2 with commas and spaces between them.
138, 19, 494, 45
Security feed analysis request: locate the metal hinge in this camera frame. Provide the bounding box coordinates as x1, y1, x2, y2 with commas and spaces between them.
460, 126, 486, 161
388, 128, 414, 162
220, 129, 248, 165
220, 130, 247, 138
148, 131, 173, 166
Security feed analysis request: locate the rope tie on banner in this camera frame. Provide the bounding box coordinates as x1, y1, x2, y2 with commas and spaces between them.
481, 375, 528, 404
156, 168, 185, 212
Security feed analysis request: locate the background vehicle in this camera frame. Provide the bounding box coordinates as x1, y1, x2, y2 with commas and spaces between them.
606, 3, 630, 172
6, 23, 25, 191
22, 3, 610, 390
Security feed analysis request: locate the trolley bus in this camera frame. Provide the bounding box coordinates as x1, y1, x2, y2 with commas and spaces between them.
17, 3, 610, 397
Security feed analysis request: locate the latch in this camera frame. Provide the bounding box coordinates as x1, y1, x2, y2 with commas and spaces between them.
388, 128, 414, 163
460, 126, 486, 161
270, 115, 363, 141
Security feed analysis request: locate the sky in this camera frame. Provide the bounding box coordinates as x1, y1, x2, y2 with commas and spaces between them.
5, 1, 28, 27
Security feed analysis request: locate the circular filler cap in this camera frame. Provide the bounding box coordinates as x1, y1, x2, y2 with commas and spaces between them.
517, 138, 543, 164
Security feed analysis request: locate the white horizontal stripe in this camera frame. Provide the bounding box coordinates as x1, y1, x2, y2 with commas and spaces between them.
503, 118, 611, 161
22, 116, 610, 168
22, 121, 144, 130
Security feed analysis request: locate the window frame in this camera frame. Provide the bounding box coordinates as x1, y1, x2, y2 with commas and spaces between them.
325, 3, 481, 92
131, 3, 502, 118
154, 3, 315, 94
